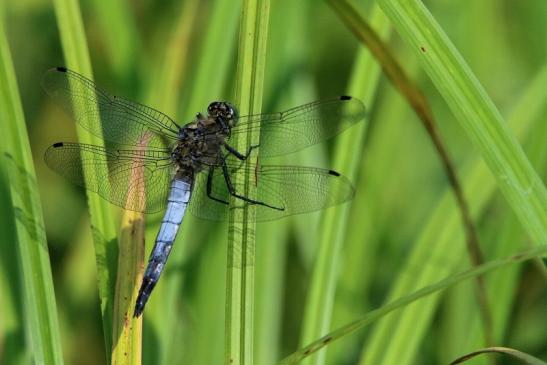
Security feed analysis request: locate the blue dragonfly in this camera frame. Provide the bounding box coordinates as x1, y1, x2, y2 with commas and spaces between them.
42, 67, 366, 316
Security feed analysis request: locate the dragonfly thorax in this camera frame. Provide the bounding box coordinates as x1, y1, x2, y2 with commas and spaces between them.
172, 117, 229, 174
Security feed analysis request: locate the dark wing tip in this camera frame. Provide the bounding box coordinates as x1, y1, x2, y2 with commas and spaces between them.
52, 142, 64, 148
56, 66, 68, 72
328, 170, 341, 176
340, 95, 352, 100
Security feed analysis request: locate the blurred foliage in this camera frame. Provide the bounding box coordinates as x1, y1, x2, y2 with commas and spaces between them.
0, 0, 545, 364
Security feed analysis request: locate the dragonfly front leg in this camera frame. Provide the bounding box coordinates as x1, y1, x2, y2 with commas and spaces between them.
223, 143, 260, 161
220, 159, 283, 211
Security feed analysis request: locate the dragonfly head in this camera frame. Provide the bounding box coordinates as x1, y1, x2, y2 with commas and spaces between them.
207, 101, 238, 127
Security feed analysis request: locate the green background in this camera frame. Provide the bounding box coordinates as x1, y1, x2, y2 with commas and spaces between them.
0, 0, 545, 364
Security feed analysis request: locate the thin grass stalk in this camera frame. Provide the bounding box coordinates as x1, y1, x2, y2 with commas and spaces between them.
0, 155, 29, 365
89, 3, 155, 364
327, 0, 493, 342
376, 0, 547, 245
111, 141, 149, 365
142, 1, 238, 363
0, 22, 63, 365
111, 209, 144, 365
52, 0, 119, 357
146, 0, 200, 116
326, 4, 391, 364
182, 0, 241, 112
253, 0, 309, 363
298, 5, 385, 365
439, 65, 547, 362
279, 245, 547, 365
358, 65, 547, 365
151, 0, 241, 362
107, 0, 202, 352
449, 346, 547, 365
226, 0, 270, 364
138, 2, 201, 363
91, 0, 138, 80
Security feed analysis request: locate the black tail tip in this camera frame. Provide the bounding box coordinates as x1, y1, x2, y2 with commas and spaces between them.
328, 169, 341, 176
133, 295, 147, 317
56, 66, 68, 72
133, 278, 155, 317
340, 95, 352, 100
133, 305, 144, 318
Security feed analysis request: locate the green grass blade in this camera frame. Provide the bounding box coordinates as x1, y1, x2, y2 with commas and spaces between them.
90, 0, 139, 79
146, 0, 200, 116
326, 4, 392, 364
0, 21, 63, 365
327, 1, 491, 337
0, 147, 28, 365
449, 346, 547, 365
111, 209, 144, 365
438, 65, 547, 362
298, 4, 384, 364
181, 0, 241, 113
52, 0, 119, 357
359, 64, 547, 365
376, 0, 547, 244
142, 0, 240, 362
280, 245, 547, 365
253, 1, 309, 363
226, 0, 270, 364
138, 1, 201, 363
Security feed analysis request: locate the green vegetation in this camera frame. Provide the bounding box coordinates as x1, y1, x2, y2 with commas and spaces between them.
0, 1, 545, 365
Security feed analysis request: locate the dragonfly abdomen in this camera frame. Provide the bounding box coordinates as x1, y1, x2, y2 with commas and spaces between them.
133, 178, 192, 317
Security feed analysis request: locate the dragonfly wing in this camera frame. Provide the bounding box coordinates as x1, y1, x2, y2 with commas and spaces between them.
42, 67, 180, 149
229, 96, 366, 156
189, 163, 355, 221
44, 142, 173, 213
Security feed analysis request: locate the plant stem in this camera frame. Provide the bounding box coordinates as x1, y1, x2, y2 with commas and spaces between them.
52, 0, 119, 358
226, 0, 270, 364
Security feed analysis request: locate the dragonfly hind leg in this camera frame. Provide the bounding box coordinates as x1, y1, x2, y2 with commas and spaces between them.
206, 167, 229, 205
221, 160, 284, 211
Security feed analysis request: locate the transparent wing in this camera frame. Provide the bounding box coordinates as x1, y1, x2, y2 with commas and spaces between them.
42, 67, 180, 149
190, 162, 355, 221
227, 96, 366, 156
44, 142, 174, 213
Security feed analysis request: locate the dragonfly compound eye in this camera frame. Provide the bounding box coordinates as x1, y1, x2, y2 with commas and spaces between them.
207, 101, 238, 125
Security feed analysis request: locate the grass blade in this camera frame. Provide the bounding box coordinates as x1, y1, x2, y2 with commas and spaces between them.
0, 21, 63, 365
438, 65, 547, 362
327, 0, 492, 341
90, 0, 139, 80
325, 4, 392, 364
226, 0, 270, 364
449, 346, 547, 365
52, 0, 119, 357
0, 146, 27, 365
143, 0, 241, 362
298, 3, 384, 364
359, 64, 547, 365
376, 0, 547, 244
139, 1, 200, 363
280, 245, 547, 365
111, 209, 144, 365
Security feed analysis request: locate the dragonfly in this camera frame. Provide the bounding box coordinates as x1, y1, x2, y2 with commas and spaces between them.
42, 67, 366, 317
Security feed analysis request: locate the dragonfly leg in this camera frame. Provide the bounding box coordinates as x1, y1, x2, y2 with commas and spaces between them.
221, 160, 283, 211
206, 167, 229, 205
224, 143, 260, 161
